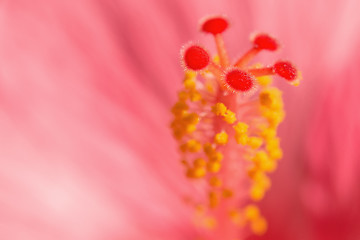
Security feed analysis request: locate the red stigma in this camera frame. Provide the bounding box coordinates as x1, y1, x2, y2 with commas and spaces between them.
201, 16, 228, 35
274, 61, 297, 81
225, 69, 255, 92
183, 45, 210, 70
253, 34, 279, 51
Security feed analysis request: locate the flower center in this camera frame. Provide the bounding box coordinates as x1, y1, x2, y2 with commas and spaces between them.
171, 15, 301, 240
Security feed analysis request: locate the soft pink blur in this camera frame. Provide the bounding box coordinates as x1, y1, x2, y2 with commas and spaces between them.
0, 0, 360, 239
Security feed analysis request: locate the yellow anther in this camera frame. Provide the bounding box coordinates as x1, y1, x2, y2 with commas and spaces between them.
193, 167, 206, 178
183, 113, 199, 125
212, 102, 227, 116
271, 100, 283, 111
253, 151, 277, 172
250, 184, 266, 201
223, 109, 237, 124
208, 151, 223, 162
268, 147, 283, 160
185, 139, 202, 152
203, 143, 216, 156
259, 88, 283, 112
257, 76, 272, 87
260, 128, 276, 141
259, 92, 273, 107
187, 167, 206, 179
253, 151, 269, 163
209, 191, 219, 208
266, 87, 281, 96
222, 189, 233, 198
244, 204, 260, 221
185, 124, 197, 133
209, 176, 222, 188
214, 131, 228, 145
247, 137, 263, 149
253, 172, 271, 190
194, 158, 206, 168
266, 137, 280, 149
267, 110, 285, 127
262, 159, 277, 172
189, 90, 202, 102
184, 78, 196, 90
233, 122, 249, 134
207, 161, 221, 173
251, 217, 268, 236
266, 138, 283, 160
185, 70, 196, 79
259, 108, 270, 118
171, 101, 188, 116
178, 91, 189, 101
235, 133, 248, 145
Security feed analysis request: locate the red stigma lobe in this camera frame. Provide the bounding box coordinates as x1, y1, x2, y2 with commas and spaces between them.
201, 16, 229, 35
183, 45, 210, 70
274, 61, 297, 81
225, 69, 255, 92
253, 34, 279, 51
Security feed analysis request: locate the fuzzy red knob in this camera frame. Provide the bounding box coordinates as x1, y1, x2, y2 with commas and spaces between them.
201, 16, 229, 35
274, 61, 297, 81
253, 34, 279, 51
225, 69, 255, 92
183, 45, 210, 70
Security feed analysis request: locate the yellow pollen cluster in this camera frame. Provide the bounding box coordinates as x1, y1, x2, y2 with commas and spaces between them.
228, 204, 267, 236
233, 122, 249, 145
212, 103, 237, 124
214, 131, 228, 145
239, 83, 286, 207
171, 71, 288, 236
171, 71, 227, 187
181, 139, 202, 153
204, 143, 223, 174
257, 76, 273, 87
259, 88, 285, 128
171, 73, 203, 140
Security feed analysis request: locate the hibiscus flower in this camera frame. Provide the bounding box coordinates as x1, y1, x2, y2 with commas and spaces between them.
0, 0, 359, 240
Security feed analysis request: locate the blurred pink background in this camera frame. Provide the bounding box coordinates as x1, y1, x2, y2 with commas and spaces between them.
0, 0, 360, 239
